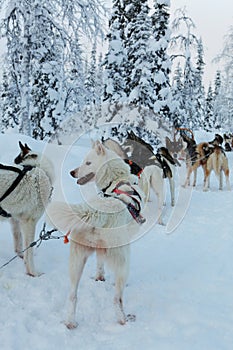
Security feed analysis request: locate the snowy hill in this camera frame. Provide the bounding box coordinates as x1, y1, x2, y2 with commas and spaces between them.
0, 132, 232, 350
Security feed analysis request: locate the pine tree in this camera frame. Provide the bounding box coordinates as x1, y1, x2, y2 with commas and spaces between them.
193, 38, 205, 128
170, 8, 199, 128
214, 26, 233, 128
103, 0, 127, 105
30, 3, 65, 139
171, 62, 185, 127
150, 0, 172, 121
64, 39, 86, 116
125, 0, 154, 111
85, 40, 98, 106
0, 64, 20, 132
0, 0, 107, 138
205, 85, 214, 131
212, 70, 223, 129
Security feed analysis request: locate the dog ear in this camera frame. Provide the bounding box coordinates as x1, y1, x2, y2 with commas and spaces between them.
24, 143, 31, 151
19, 141, 31, 152
19, 141, 25, 151
94, 140, 106, 155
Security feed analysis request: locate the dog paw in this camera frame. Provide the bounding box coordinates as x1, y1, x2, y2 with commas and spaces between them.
26, 271, 44, 277
95, 275, 105, 282
65, 321, 78, 329
158, 221, 165, 226
126, 314, 136, 322
118, 318, 126, 325
16, 252, 24, 259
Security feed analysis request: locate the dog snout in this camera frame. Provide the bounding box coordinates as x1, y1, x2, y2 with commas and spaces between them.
70, 168, 79, 178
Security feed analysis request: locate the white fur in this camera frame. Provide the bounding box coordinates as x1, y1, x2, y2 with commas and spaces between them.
47, 141, 143, 328
0, 146, 54, 276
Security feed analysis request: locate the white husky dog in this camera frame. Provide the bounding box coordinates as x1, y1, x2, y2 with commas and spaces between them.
0, 141, 54, 276
47, 140, 145, 329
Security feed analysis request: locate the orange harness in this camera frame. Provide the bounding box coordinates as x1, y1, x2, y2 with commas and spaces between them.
64, 231, 71, 244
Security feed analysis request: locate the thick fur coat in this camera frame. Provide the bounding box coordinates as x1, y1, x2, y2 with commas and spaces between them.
0, 142, 54, 276
47, 141, 144, 328
203, 145, 230, 191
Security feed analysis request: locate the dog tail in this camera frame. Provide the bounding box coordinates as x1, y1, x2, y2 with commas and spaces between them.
46, 201, 85, 233
211, 148, 223, 177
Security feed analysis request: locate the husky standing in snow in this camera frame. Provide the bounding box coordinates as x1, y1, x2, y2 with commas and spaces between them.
0, 141, 54, 276
203, 145, 231, 191
103, 136, 178, 225
47, 140, 146, 329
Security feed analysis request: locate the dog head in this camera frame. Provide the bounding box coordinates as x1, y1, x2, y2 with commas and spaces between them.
70, 141, 108, 185
157, 147, 180, 166
165, 136, 184, 157
14, 141, 39, 165
209, 133, 223, 146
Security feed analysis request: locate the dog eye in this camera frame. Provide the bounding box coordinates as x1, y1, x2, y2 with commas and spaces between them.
86, 161, 91, 166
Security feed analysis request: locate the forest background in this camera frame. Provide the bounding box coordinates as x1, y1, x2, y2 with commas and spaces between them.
0, 0, 233, 141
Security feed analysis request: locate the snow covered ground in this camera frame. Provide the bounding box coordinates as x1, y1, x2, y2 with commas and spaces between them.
0, 131, 233, 350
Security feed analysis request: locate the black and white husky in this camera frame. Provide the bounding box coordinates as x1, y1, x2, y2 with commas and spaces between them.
103, 137, 178, 225
0, 141, 54, 276
47, 141, 145, 328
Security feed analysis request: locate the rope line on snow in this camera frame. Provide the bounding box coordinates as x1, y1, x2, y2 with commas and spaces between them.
0, 223, 65, 271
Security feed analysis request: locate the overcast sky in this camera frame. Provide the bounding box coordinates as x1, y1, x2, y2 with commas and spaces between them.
170, 0, 233, 86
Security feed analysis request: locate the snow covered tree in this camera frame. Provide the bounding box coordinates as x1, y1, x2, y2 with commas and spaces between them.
211, 70, 223, 129
150, 0, 172, 121
170, 8, 199, 128
0, 66, 21, 132
30, 3, 66, 139
125, 0, 154, 112
85, 40, 98, 106
103, 0, 127, 105
204, 84, 214, 131
0, 0, 107, 139
171, 62, 185, 127
214, 26, 233, 128
63, 39, 86, 117
192, 38, 205, 127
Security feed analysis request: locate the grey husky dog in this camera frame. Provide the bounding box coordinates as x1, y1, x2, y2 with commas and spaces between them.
0, 141, 54, 276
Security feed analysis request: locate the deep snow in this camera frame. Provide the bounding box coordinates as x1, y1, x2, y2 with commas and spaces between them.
0, 131, 233, 350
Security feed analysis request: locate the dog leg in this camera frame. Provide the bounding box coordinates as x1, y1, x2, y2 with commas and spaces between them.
20, 218, 39, 277
150, 172, 164, 225
224, 170, 231, 190
109, 247, 130, 325
184, 166, 192, 187
65, 242, 93, 329
95, 250, 105, 281
10, 218, 23, 258
168, 177, 175, 206
219, 170, 223, 190
203, 168, 211, 192
192, 168, 198, 187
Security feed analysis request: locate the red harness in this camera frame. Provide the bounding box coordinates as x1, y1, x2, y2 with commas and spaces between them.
110, 181, 146, 225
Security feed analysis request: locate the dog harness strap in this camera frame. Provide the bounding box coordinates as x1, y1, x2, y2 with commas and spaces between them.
0, 165, 34, 217
0, 163, 22, 174
111, 182, 146, 225
0, 165, 34, 203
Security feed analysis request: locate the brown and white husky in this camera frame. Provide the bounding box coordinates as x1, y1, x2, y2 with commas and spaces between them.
203, 145, 231, 191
